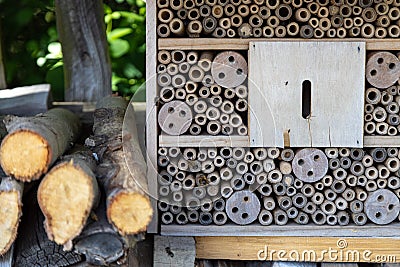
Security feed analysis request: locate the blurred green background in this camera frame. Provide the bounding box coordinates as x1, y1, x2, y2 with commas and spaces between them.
0, 0, 146, 100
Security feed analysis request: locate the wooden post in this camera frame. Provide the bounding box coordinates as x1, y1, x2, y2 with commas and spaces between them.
55, 0, 111, 101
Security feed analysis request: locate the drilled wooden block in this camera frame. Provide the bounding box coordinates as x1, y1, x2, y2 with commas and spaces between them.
249, 42, 365, 147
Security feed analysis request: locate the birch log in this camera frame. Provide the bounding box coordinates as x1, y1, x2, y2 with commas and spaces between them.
86, 96, 153, 235
37, 146, 100, 249
0, 108, 81, 181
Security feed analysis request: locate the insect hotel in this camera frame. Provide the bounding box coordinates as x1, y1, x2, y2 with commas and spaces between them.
146, 0, 400, 263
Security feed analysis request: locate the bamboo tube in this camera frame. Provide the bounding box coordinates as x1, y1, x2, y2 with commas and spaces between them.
318, 0, 330, 5
158, 9, 174, 24
318, 17, 331, 31
340, 4, 352, 17
189, 124, 201, 135
266, 0, 280, 9
275, 26, 287, 37
227, 28, 236, 37
224, 3, 236, 16
206, 0, 217, 5
329, 5, 340, 15
331, 15, 344, 28
314, 28, 325, 38
200, 5, 212, 17
237, 4, 250, 17
376, 122, 389, 134
359, 0, 373, 7
202, 16, 218, 34
349, 26, 361, 36
361, 23, 375, 38
218, 0, 229, 5
276, 4, 293, 20
158, 50, 172, 65
198, 52, 214, 72
293, 179, 304, 190
300, 25, 314, 38
249, 14, 263, 28
169, 18, 185, 36
295, 8, 311, 22
292, 193, 307, 209
326, 28, 337, 37
176, 9, 187, 20
230, 14, 243, 28
167, 63, 179, 76
263, 26, 274, 37
324, 189, 337, 202
307, 2, 320, 15
352, 213, 367, 225
286, 22, 300, 36
274, 209, 289, 225
187, 21, 203, 37
332, 0, 344, 5
212, 5, 224, 18
267, 16, 280, 28
258, 183, 273, 197
259, 210, 273, 225
388, 176, 400, 189
158, 73, 172, 87
375, 27, 388, 38
326, 215, 338, 225
250, 4, 260, 15
219, 18, 231, 30
366, 88, 381, 104
199, 212, 212, 225
343, 17, 353, 29
376, 2, 389, 15
388, 7, 400, 20
388, 25, 400, 38
311, 210, 326, 225
362, 7, 377, 22
184, 0, 195, 9
171, 0, 184, 10
345, 0, 357, 5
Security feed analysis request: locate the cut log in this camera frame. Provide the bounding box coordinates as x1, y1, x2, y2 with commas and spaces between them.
86, 96, 152, 235
0, 176, 23, 256
55, 0, 111, 101
14, 189, 82, 267
0, 108, 81, 181
74, 189, 128, 266
0, 84, 50, 116
37, 146, 100, 250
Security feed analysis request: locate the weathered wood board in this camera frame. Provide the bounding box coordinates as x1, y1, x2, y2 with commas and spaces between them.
154, 236, 195, 266
249, 42, 365, 148
196, 236, 400, 263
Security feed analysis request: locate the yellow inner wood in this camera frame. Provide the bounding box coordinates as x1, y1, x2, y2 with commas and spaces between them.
0, 191, 20, 254
39, 163, 93, 245
109, 193, 153, 235
0, 131, 49, 180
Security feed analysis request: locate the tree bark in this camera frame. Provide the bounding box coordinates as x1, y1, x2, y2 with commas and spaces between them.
0, 176, 23, 256
14, 188, 82, 267
37, 146, 100, 250
85, 96, 153, 236
55, 0, 111, 102
0, 108, 81, 181
74, 189, 129, 266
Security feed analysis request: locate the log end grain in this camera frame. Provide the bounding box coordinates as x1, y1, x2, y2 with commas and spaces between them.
107, 192, 153, 235
38, 161, 98, 246
0, 130, 49, 181
0, 190, 21, 255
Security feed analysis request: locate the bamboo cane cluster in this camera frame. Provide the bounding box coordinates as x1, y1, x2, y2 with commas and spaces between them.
365, 51, 400, 135
158, 147, 400, 226
157, 0, 400, 38
157, 50, 248, 136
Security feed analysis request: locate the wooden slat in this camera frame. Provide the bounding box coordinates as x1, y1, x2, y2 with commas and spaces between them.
154, 236, 195, 266
161, 222, 400, 237
363, 136, 400, 147
195, 236, 400, 262
159, 135, 250, 147
248, 42, 364, 148
146, 0, 159, 233
159, 38, 400, 51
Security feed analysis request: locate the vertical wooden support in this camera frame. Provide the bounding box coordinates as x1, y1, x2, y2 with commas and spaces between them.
153, 236, 195, 267
146, 0, 159, 233
55, 0, 111, 101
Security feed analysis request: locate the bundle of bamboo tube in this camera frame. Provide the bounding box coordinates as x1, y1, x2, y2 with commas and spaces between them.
157, 0, 400, 38
158, 147, 400, 226
365, 51, 400, 136
157, 50, 248, 136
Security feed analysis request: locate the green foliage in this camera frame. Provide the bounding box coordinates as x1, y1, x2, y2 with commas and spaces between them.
0, 0, 146, 100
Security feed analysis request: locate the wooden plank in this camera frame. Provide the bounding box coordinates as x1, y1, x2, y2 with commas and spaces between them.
249, 42, 365, 148
132, 102, 146, 155
161, 222, 400, 237
146, 0, 158, 233
154, 236, 195, 266
0, 84, 50, 116
159, 38, 400, 51
364, 136, 400, 147
195, 236, 400, 262
159, 135, 250, 147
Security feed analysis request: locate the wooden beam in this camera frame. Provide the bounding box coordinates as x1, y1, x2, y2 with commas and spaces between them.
364, 136, 400, 147
55, 0, 111, 101
159, 135, 250, 147
158, 38, 400, 51
195, 236, 400, 262
161, 223, 400, 237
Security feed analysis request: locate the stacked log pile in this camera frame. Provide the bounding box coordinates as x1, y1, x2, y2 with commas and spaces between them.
158, 147, 400, 226
365, 51, 400, 135
157, 50, 248, 136
0, 97, 152, 265
156, 0, 400, 38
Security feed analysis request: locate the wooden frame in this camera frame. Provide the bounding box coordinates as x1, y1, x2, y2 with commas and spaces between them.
146, 2, 400, 261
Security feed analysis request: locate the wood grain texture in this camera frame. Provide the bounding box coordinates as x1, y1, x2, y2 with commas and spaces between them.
195, 236, 400, 262
154, 236, 195, 266
159, 38, 400, 50
249, 42, 365, 147
159, 135, 250, 147
0, 84, 50, 116
146, 0, 159, 233
364, 136, 400, 147
55, 0, 111, 101
161, 222, 400, 237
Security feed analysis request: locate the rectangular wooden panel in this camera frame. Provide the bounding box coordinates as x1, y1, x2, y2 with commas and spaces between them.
249, 42, 365, 148
196, 236, 400, 263
159, 135, 250, 147
158, 38, 400, 51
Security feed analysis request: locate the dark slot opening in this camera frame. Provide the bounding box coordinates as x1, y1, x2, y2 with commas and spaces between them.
302, 80, 312, 119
